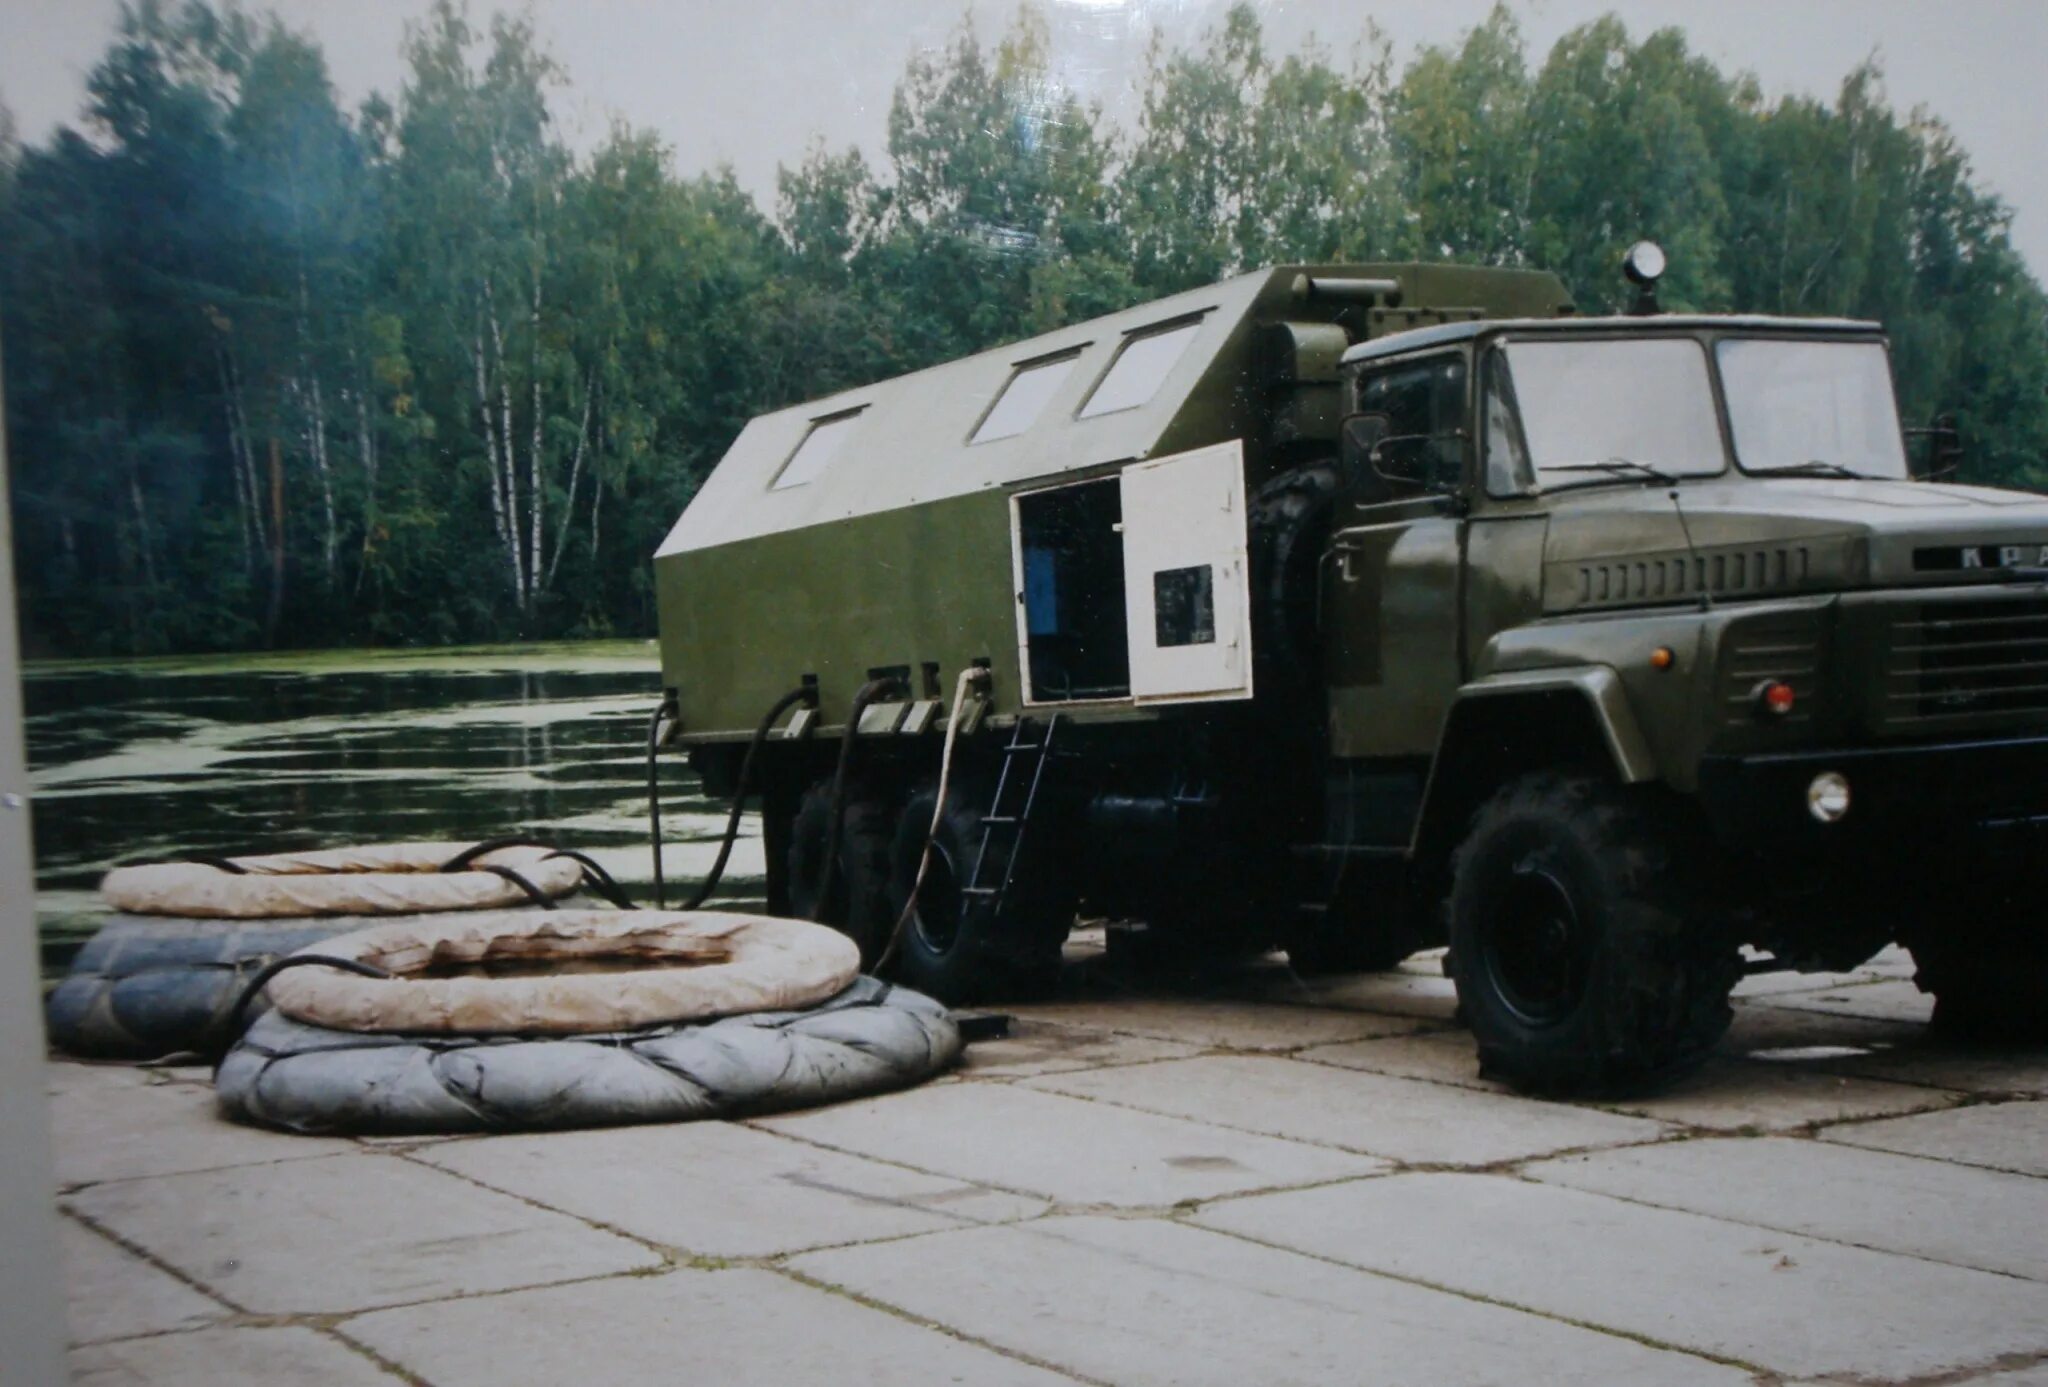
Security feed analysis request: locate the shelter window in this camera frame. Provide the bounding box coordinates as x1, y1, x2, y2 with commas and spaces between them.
972, 349, 1084, 444
1078, 317, 1205, 419
770, 407, 865, 490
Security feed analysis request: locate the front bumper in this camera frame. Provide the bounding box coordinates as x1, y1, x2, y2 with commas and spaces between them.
1696, 732, 2048, 852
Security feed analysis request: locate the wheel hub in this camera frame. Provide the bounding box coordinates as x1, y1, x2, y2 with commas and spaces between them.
1483, 860, 1591, 1026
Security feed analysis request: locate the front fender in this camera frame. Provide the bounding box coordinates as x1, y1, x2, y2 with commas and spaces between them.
1407, 666, 1658, 860
1445, 667, 1658, 784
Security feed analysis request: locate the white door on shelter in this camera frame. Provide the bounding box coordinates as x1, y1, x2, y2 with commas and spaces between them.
1119, 440, 1255, 703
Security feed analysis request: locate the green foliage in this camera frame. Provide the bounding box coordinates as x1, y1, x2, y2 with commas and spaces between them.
5, 1, 2047, 655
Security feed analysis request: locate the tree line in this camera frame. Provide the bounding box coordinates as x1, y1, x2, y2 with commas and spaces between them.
3, 0, 2045, 655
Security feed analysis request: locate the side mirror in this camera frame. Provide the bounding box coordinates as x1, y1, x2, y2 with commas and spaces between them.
1906, 412, 1963, 481
1342, 412, 1391, 479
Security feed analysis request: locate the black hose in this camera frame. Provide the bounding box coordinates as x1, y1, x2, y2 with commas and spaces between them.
809, 677, 904, 923
478, 863, 557, 910
649, 686, 814, 911
685, 687, 814, 911
222, 953, 395, 1049
188, 854, 251, 875
542, 849, 637, 910
648, 700, 676, 907
440, 836, 557, 872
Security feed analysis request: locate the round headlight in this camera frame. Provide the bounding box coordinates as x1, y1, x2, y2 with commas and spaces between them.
1623, 240, 1666, 285
1807, 772, 1851, 824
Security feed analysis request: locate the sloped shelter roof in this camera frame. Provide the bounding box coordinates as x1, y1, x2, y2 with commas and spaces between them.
658, 262, 1571, 557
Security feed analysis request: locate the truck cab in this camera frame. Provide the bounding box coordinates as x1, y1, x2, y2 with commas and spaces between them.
1317, 291, 2048, 1090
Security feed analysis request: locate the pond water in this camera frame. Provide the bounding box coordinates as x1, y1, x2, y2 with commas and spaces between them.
24, 641, 762, 974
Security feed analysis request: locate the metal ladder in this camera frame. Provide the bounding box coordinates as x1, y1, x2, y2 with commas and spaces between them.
960, 714, 1065, 925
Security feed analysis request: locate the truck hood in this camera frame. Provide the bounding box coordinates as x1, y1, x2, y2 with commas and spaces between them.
1541, 478, 2048, 613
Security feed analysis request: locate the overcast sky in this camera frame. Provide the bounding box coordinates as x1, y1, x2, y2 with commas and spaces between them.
6, 0, 2048, 275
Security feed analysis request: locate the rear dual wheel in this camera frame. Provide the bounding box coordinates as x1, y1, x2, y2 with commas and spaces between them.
885, 779, 1074, 1003
787, 775, 1074, 1001
786, 778, 895, 966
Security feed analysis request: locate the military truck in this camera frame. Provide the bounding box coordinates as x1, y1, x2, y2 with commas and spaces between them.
653, 245, 2048, 1094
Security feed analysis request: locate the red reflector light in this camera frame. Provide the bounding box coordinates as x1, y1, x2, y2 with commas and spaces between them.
1758, 681, 1796, 716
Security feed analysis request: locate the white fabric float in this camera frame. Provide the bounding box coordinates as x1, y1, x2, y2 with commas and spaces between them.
265, 909, 862, 1034
99, 842, 582, 918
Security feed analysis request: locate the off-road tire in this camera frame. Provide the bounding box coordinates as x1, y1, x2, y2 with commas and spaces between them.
1910, 926, 2048, 1043
885, 779, 1073, 1003
1447, 773, 1739, 1096
786, 778, 895, 965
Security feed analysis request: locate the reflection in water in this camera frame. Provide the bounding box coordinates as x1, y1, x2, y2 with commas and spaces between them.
25, 647, 763, 973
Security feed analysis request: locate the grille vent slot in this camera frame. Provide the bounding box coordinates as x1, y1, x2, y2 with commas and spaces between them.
1722, 615, 1820, 726
1576, 546, 1811, 610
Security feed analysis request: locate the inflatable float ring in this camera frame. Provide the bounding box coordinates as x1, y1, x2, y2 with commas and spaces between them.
99, 841, 584, 919
263, 909, 862, 1034
217, 975, 959, 1134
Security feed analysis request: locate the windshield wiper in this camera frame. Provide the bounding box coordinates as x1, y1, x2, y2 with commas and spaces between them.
1543, 458, 1684, 486
1758, 460, 1877, 480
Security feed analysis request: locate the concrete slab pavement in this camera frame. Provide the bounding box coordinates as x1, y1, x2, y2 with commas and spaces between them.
1300, 1023, 1961, 1131
342, 1266, 1081, 1387
790, 1215, 1748, 1387
1591, 1057, 1959, 1130
1192, 1171, 2048, 1381
1025, 1053, 1668, 1165
1822, 1099, 2048, 1176
1226, 964, 1463, 1020
957, 1018, 1204, 1077
1528, 1136, 2048, 1280
1813, 1041, 2048, 1097
1005, 995, 1428, 1050
60, 1215, 225, 1346
1748, 978, 1936, 1025
43, 945, 2048, 1387
50, 1064, 352, 1188
757, 1080, 1386, 1206
65, 1150, 661, 1315
413, 1120, 1048, 1258
69, 1325, 403, 1386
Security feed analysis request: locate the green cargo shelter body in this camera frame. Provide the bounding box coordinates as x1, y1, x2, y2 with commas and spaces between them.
654, 264, 1572, 739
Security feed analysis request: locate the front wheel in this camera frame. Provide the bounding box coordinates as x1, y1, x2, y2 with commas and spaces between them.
1447, 773, 1738, 1096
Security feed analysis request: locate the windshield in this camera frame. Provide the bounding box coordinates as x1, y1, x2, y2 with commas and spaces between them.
1717, 339, 1909, 478
1485, 338, 1725, 495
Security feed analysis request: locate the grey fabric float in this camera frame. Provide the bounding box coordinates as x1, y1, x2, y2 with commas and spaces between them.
215, 976, 960, 1135
46, 915, 358, 1059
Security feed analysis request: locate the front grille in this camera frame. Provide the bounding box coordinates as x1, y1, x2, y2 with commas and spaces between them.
1886, 595, 2048, 727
